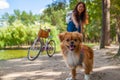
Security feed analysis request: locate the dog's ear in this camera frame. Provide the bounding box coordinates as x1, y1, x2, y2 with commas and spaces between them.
78, 33, 83, 42
58, 32, 66, 42
79, 33, 83, 42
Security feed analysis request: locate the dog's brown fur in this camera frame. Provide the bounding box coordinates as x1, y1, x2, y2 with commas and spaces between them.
58, 32, 94, 80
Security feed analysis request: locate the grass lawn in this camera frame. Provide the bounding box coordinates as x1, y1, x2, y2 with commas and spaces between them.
0, 50, 28, 60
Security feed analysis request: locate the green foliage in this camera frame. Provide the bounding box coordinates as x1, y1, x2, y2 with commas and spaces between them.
2, 9, 36, 26
0, 21, 35, 47
69, 0, 79, 9
111, 0, 120, 40
111, 0, 120, 16
0, 29, 5, 48
0, 20, 60, 49
1, 0, 120, 48
49, 26, 60, 46
40, 2, 67, 32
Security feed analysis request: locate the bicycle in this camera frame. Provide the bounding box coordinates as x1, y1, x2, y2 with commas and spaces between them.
27, 28, 56, 61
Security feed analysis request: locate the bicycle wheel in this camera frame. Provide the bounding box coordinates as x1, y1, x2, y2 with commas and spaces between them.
46, 40, 56, 57
27, 38, 42, 61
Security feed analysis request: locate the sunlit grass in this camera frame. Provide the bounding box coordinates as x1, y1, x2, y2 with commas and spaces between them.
0, 50, 28, 60
0, 46, 60, 60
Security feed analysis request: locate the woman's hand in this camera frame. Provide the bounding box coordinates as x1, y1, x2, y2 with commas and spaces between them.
75, 24, 81, 29
75, 25, 81, 33
75, 25, 79, 29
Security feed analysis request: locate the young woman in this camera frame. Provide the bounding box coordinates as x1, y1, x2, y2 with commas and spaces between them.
67, 2, 88, 33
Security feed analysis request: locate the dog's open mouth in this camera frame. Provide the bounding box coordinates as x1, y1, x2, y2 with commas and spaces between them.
68, 45, 76, 51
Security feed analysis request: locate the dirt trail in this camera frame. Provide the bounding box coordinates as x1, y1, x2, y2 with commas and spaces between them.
0, 45, 120, 80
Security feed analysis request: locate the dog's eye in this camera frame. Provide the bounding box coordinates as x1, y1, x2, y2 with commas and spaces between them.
66, 39, 70, 42
74, 39, 77, 42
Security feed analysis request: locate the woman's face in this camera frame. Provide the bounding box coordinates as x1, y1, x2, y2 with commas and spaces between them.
77, 3, 85, 14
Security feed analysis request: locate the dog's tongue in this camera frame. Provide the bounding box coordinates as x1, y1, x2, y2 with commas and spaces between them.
70, 45, 74, 51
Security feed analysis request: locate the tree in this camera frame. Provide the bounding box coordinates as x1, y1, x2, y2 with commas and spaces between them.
14, 9, 21, 20
100, 0, 110, 48
40, 1, 67, 31
69, 0, 79, 9
111, 0, 120, 56
21, 11, 35, 25
116, 22, 120, 56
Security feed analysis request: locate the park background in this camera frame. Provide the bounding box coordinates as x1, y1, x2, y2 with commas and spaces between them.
0, 0, 120, 60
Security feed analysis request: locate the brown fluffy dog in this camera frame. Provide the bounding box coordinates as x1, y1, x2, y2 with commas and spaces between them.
58, 32, 94, 80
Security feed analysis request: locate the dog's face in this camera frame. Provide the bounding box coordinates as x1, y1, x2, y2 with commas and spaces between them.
58, 32, 83, 51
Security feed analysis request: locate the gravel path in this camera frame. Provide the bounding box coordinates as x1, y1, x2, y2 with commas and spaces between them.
0, 46, 120, 80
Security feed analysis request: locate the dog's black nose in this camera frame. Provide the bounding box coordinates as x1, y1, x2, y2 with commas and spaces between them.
70, 41, 74, 45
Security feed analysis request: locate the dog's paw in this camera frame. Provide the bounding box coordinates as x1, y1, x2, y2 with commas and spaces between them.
66, 77, 72, 80
84, 74, 90, 80
65, 77, 76, 80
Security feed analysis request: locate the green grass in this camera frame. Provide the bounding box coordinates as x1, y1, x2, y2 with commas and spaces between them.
0, 50, 28, 60
0, 46, 60, 60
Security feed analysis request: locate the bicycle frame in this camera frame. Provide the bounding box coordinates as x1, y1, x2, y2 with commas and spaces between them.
39, 36, 52, 51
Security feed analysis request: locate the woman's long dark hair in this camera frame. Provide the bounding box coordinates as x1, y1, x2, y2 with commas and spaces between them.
73, 2, 88, 24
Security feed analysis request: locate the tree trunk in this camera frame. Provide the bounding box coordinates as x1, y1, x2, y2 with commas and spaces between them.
117, 43, 120, 56
100, 0, 110, 49
105, 0, 110, 46
115, 40, 120, 56
115, 18, 120, 56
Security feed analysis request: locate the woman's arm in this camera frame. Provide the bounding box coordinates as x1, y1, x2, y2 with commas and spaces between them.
71, 12, 80, 29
